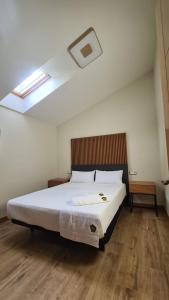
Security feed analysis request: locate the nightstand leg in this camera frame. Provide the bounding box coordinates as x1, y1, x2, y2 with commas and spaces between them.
154, 195, 158, 217
30, 226, 34, 233
130, 193, 133, 212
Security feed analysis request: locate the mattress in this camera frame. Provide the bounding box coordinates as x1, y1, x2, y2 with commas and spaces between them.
7, 182, 126, 248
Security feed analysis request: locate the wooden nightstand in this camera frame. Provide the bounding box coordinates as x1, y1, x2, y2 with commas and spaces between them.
129, 181, 158, 216
48, 178, 69, 188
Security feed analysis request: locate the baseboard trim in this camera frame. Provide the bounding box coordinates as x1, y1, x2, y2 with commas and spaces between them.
0, 216, 8, 223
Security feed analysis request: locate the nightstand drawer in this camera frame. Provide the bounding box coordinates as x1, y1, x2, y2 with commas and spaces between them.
129, 181, 156, 195
48, 178, 68, 188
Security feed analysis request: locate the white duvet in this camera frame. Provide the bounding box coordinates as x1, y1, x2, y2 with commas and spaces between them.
7, 182, 126, 248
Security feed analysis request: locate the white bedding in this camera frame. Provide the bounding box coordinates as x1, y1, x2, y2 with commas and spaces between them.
7, 182, 126, 248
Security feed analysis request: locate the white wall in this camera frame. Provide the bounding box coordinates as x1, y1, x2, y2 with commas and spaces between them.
154, 48, 169, 213
0, 107, 58, 217
58, 73, 163, 201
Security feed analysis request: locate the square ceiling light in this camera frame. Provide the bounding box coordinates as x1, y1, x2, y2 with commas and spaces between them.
68, 27, 103, 68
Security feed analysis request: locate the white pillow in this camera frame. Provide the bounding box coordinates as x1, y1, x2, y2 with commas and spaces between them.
95, 170, 123, 184
70, 170, 95, 183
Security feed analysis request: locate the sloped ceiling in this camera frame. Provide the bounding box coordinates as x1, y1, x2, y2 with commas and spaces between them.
0, 0, 155, 125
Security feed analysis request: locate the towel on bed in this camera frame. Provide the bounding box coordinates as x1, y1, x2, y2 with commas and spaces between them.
71, 194, 112, 206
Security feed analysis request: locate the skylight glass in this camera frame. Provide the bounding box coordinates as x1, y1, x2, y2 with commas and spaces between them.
12, 70, 50, 98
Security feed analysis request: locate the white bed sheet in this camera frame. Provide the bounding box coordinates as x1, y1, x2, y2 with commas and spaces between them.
7, 182, 126, 248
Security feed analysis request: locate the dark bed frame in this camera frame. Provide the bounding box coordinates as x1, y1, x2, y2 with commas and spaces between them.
12, 164, 129, 251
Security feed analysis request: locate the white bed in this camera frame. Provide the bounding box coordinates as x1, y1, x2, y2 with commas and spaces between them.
7, 182, 126, 248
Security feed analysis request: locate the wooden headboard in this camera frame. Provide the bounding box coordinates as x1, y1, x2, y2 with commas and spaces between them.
71, 133, 129, 203
71, 133, 127, 166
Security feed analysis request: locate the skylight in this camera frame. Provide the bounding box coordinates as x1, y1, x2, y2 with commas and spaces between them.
12, 70, 50, 98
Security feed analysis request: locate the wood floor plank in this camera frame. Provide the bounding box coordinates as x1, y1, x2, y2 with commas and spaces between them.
0, 208, 169, 300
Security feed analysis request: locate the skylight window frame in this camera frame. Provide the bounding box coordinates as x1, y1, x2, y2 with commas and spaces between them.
12, 71, 50, 99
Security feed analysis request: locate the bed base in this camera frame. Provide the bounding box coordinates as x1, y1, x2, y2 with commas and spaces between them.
11, 199, 125, 251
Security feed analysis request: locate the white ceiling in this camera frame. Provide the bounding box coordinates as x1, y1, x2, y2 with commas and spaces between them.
0, 0, 156, 125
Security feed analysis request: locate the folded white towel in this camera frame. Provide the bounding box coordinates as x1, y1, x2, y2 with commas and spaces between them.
71, 194, 112, 206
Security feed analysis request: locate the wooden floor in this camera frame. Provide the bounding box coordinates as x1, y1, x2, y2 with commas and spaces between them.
0, 208, 169, 300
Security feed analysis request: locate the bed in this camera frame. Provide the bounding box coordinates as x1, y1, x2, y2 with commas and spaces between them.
7, 133, 129, 250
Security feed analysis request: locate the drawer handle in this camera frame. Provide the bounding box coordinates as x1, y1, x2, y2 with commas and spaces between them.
161, 180, 169, 185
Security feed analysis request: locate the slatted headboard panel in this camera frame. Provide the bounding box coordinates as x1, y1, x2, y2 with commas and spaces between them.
71, 133, 127, 166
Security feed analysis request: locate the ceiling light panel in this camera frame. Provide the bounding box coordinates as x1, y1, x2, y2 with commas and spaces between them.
68, 27, 103, 68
